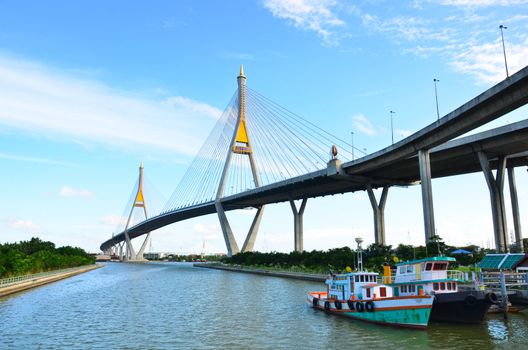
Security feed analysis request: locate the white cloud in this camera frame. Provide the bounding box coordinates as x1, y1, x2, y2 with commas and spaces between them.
101, 214, 127, 227
7, 219, 41, 231
59, 186, 94, 198
450, 36, 528, 84
262, 0, 345, 44
0, 54, 222, 156
0, 152, 73, 166
439, 0, 528, 7
352, 114, 376, 136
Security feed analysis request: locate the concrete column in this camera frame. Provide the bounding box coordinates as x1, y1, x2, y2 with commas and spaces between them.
290, 198, 308, 252
366, 185, 389, 245
215, 201, 240, 256
419, 149, 436, 242
118, 243, 124, 261
241, 207, 265, 252
136, 232, 151, 260
508, 167, 523, 252
478, 152, 508, 252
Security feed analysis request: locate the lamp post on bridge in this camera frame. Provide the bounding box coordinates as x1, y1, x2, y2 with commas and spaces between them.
390, 110, 395, 145
351, 130, 355, 160
433, 78, 440, 121
499, 25, 509, 78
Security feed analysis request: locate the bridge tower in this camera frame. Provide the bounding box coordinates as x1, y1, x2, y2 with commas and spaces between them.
215, 65, 265, 256
122, 162, 152, 261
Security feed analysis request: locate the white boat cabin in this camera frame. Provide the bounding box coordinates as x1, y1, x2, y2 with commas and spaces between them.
326, 271, 393, 301
392, 257, 464, 296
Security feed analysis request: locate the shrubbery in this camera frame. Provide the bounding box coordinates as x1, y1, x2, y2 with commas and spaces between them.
0, 237, 95, 278
222, 236, 489, 273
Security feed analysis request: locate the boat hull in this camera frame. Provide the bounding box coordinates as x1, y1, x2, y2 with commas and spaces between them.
430, 290, 494, 323
307, 292, 433, 329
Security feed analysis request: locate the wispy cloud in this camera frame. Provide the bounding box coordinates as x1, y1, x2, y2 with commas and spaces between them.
0, 54, 223, 156
59, 186, 94, 198
222, 51, 255, 60
439, 0, 528, 7
0, 152, 73, 166
262, 0, 346, 45
101, 214, 127, 227
352, 114, 376, 136
6, 218, 40, 231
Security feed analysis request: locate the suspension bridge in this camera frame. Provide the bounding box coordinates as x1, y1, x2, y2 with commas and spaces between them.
101, 65, 528, 260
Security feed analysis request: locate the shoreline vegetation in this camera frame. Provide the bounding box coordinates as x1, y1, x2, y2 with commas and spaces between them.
218, 236, 528, 274
0, 237, 95, 279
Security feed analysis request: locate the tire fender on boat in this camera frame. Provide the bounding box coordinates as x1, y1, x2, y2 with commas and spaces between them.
334, 300, 342, 310
365, 301, 374, 312
347, 300, 355, 310
313, 297, 319, 308
355, 301, 364, 312
486, 292, 499, 304
465, 295, 477, 307
324, 301, 330, 311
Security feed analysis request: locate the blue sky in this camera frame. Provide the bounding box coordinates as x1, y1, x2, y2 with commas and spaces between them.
1, 0, 527, 254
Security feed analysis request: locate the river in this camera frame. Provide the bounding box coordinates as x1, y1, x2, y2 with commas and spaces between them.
0, 262, 527, 349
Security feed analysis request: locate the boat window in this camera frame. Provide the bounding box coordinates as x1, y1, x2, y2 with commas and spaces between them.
433, 283, 439, 290
440, 282, 446, 290
425, 263, 432, 271
452, 282, 457, 290
355, 276, 359, 282
410, 285, 415, 293
447, 282, 452, 290
406, 265, 413, 273
366, 288, 371, 298
433, 263, 448, 270
399, 266, 405, 274
380, 287, 387, 297
361, 275, 365, 282
402, 285, 407, 293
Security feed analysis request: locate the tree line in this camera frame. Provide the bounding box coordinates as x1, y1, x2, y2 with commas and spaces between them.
222, 236, 506, 274
0, 237, 95, 278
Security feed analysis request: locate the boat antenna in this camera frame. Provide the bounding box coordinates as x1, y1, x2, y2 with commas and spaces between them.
355, 237, 363, 271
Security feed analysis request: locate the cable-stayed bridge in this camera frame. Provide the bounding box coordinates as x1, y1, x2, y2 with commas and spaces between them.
101, 65, 528, 259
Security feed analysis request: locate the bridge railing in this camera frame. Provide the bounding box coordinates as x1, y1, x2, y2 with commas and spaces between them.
0, 265, 92, 288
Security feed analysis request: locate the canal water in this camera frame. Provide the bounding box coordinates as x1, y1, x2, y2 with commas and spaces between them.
1, 262, 527, 349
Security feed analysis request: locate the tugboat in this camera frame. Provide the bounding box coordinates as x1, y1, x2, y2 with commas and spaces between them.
390, 256, 498, 323
307, 238, 434, 329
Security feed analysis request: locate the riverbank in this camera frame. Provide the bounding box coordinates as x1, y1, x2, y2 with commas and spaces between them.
194, 263, 325, 282
0, 264, 102, 297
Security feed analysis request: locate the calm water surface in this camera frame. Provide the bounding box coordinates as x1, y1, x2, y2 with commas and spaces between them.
1, 262, 527, 349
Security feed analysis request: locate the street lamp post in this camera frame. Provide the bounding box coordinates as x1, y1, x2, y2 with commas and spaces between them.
350, 130, 355, 160
499, 25, 509, 77
390, 110, 395, 145
433, 78, 440, 121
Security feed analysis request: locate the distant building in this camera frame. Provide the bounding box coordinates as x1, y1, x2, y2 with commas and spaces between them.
143, 252, 167, 260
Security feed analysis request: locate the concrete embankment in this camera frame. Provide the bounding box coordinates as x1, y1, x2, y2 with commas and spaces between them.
0, 264, 102, 298
194, 263, 325, 282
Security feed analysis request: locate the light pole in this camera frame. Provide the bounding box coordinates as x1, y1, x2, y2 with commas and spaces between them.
499, 25, 509, 77
390, 110, 395, 145
350, 130, 355, 160
433, 78, 440, 121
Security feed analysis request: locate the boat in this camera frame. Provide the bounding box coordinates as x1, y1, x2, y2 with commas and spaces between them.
390, 256, 498, 323
307, 268, 434, 329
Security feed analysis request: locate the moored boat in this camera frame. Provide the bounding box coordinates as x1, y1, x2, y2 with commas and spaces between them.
307, 269, 434, 329
390, 256, 498, 323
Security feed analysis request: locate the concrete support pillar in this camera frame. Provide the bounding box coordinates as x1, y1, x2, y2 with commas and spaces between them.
241, 207, 265, 252
118, 243, 124, 261
290, 198, 308, 252
508, 167, 524, 252
136, 232, 151, 260
366, 185, 389, 245
215, 201, 240, 257
419, 149, 436, 242
478, 152, 509, 252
